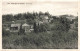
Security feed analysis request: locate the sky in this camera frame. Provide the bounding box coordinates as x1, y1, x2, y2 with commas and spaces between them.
2, 0, 78, 16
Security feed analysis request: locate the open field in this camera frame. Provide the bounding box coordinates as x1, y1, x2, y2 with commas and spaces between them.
2, 30, 78, 49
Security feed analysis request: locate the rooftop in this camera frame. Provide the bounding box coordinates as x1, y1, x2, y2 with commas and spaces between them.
11, 24, 21, 27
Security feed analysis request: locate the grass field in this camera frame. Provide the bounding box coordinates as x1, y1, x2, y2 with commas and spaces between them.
2, 30, 78, 49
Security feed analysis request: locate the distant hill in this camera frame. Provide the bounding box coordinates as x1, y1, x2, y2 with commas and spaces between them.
59, 14, 77, 21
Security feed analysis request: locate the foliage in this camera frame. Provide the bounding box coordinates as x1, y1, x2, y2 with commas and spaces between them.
18, 25, 25, 35
2, 14, 14, 23
2, 30, 78, 49
59, 17, 70, 31
2, 12, 78, 49
33, 22, 50, 33
2, 28, 11, 37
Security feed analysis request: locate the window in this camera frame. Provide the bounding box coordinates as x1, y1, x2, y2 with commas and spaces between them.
14, 27, 18, 30
10, 27, 18, 30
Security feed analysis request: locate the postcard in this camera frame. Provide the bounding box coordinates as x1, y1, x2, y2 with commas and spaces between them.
0, 0, 79, 51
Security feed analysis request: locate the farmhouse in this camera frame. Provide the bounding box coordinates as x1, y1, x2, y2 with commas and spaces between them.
40, 15, 49, 23
10, 24, 21, 32
22, 23, 34, 32
40, 15, 54, 23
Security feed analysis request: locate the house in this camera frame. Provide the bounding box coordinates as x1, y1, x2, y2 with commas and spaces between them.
40, 15, 54, 23
10, 24, 21, 32
34, 15, 52, 27
10, 22, 34, 32
41, 15, 49, 23
22, 23, 32, 32
10, 19, 27, 32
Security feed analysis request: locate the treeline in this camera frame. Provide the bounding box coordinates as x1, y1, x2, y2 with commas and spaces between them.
2, 12, 50, 23
2, 12, 77, 23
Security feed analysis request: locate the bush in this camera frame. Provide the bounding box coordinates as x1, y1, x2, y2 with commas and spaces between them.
2, 28, 11, 37
34, 22, 50, 33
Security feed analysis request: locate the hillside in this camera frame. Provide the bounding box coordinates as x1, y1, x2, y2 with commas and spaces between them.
2, 12, 78, 49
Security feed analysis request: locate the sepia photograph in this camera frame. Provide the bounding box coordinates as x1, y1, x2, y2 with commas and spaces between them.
2, 0, 78, 49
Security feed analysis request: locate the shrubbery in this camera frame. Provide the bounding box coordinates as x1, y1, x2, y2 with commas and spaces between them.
2, 28, 11, 37
2, 30, 77, 49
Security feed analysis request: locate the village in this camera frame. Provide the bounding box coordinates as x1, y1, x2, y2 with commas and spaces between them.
3, 14, 78, 34
2, 15, 54, 33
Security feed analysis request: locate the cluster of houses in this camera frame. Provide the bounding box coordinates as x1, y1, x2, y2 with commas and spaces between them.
3, 19, 34, 32
3, 15, 53, 33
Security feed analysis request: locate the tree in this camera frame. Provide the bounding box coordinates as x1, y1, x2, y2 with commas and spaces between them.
51, 17, 71, 31
14, 13, 25, 20
39, 11, 44, 16
45, 12, 50, 16
33, 22, 38, 33
2, 14, 14, 22
18, 24, 25, 35
59, 17, 71, 31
